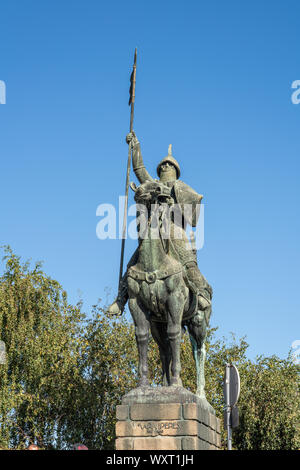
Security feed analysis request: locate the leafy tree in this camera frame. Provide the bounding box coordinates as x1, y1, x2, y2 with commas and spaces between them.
179, 332, 299, 450
62, 306, 139, 449
0, 247, 85, 449
233, 355, 299, 450
0, 247, 142, 449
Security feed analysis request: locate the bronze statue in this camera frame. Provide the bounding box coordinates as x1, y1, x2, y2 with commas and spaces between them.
107, 131, 213, 406
106, 50, 213, 410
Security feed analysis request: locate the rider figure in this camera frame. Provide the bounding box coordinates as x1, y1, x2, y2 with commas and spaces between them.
107, 131, 212, 322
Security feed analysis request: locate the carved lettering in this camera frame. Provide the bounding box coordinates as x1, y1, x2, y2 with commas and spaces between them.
135, 421, 182, 436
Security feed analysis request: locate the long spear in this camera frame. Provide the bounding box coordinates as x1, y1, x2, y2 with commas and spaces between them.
118, 48, 137, 288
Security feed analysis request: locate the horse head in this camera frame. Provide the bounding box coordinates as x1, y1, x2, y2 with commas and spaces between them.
131, 181, 174, 248
132, 180, 174, 207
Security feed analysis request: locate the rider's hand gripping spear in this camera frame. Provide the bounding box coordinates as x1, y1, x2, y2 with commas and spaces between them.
118, 48, 137, 289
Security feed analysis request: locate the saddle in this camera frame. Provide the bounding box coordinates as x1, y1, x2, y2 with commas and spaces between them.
127, 263, 198, 323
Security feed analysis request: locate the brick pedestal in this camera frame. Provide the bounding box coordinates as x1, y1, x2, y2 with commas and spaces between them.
115, 389, 221, 450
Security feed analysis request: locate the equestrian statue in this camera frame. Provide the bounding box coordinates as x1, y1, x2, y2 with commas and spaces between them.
106, 50, 213, 409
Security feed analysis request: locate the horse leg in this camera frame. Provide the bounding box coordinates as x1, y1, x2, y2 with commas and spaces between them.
167, 295, 185, 387
129, 298, 150, 387
150, 320, 172, 386
186, 312, 207, 399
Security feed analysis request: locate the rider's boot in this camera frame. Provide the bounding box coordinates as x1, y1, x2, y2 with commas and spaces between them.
106, 275, 128, 317
185, 263, 213, 322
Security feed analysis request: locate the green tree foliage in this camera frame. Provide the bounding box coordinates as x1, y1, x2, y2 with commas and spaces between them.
233, 356, 300, 450
0, 247, 85, 449
0, 248, 299, 449
63, 306, 139, 449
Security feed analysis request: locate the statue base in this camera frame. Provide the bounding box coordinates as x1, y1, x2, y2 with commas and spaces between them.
115, 386, 221, 450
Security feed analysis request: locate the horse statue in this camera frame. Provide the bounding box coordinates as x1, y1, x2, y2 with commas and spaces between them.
126, 179, 210, 405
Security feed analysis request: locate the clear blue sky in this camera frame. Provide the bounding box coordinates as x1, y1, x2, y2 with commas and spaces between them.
0, 0, 299, 360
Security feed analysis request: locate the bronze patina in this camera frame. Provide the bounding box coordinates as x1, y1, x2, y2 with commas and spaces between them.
107, 52, 213, 410
108, 132, 213, 408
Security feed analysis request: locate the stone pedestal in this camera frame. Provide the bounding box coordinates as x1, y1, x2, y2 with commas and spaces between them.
115, 386, 221, 450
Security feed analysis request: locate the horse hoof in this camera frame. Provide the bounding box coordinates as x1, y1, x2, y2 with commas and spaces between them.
170, 378, 182, 387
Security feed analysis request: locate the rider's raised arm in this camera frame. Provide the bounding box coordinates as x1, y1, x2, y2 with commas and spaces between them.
127, 132, 153, 184
132, 142, 153, 183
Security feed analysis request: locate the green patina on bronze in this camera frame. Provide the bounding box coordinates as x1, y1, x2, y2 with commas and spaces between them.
107, 46, 213, 411
107, 130, 214, 411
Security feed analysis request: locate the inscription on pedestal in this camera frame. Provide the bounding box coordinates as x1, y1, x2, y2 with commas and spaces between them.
116, 401, 221, 450
135, 421, 182, 436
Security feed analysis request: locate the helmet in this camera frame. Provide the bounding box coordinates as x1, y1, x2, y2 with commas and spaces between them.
156, 144, 181, 179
